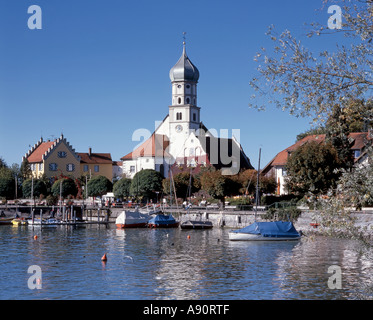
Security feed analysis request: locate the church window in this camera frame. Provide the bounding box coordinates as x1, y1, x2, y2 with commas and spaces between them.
186, 97, 190, 104
176, 112, 182, 120
178, 97, 181, 104
193, 113, 196, 121
186, 85, 190, 89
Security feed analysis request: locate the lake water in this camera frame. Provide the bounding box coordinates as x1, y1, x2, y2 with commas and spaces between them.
0, 224, 372, 300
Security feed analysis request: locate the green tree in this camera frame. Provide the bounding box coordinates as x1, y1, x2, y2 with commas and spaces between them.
130, 169, 163, 200
335, 146, 373, 209
0, 157, 7, 169
113, 178, 131, 200
87, 175, 112, 198
0, 177, 15, 200
285, 141, 341, 196
20, 158, 32, 181
163, 171, 195, 199
51, 178, 78, 198
325, 105, 355, 170
22, 179, 48, 199
199, 169, 229, 203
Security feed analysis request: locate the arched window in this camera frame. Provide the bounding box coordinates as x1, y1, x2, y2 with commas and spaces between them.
176, 112, 182, 120
186, 97, 190, 104
178, 97, 181, 104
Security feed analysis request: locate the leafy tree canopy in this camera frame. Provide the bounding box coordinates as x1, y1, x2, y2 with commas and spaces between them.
23, 178, 48, 199
130, 169, 163, 199
113, 178, 131, 200
87, 175, 112, 198
51, 178, 78, 198
285, 141, 341, 195
0, 177, 15, 200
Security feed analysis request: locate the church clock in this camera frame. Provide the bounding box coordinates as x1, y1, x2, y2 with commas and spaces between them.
175, 125, 183, 133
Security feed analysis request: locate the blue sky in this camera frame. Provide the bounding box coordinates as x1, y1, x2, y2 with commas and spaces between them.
0, 0, 341, 169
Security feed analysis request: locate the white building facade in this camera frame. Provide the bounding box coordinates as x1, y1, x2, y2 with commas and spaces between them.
121, 42, 252, 178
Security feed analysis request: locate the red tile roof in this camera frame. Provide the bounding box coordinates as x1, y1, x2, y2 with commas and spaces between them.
121, 134, 170, 160
262, 132, 371, 174
112, 161, 123, 166
78, 153, 112, 164
27, 141, 55, 163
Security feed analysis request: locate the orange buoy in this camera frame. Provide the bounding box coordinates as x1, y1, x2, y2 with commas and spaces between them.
187, 235, 191, 239
34, 235, 38, 240
101, 253, 107, 261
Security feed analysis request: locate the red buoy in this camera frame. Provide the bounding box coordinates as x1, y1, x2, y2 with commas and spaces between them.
101, 253, 107, 261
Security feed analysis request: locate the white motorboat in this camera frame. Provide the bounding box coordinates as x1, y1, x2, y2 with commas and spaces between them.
115, 210, 151, 228
27, 218, 60, 227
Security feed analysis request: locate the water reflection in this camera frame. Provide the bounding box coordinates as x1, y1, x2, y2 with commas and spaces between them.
0, 225, 372, 299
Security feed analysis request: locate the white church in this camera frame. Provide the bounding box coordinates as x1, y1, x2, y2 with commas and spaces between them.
120, 41, 253, 178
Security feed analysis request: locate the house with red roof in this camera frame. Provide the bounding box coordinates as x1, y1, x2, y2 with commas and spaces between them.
23, 134, 113, 181
23, 134, 81, 180
77, 148, 113, 181
262, 132, 372, 195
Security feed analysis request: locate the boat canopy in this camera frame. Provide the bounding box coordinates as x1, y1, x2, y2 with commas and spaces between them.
116, 210, 150, 224
232, 221, 300, 238
150, 214, 176, 223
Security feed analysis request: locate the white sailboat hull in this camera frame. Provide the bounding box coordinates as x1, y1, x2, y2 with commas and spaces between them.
229, 232, 300, 241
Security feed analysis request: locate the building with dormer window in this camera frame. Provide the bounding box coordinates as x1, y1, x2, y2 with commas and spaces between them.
23, 134, 81, 180
23, 135, 113, 181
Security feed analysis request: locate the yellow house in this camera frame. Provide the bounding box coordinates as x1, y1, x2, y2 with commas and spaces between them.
78, 148, 113, 181
24, 136, 114, 182
23, 134, 81, 180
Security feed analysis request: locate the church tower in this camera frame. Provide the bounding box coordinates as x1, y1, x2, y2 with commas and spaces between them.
168, 40, 201, 158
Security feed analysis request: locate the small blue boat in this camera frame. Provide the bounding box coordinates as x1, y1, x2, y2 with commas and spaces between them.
229, 221, 301, 241
148, 214, 179, 228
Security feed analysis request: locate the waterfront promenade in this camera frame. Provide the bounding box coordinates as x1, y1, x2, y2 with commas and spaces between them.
1, 203, 373, 236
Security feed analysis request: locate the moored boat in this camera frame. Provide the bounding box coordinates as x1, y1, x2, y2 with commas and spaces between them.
0, 217, 14, 225
229, 221, 301, 241
180, 220, 213, 229
27, 218, 60, 227
148, 214, 179, 228
12, 218, 28, 226
115, 210, 151, 228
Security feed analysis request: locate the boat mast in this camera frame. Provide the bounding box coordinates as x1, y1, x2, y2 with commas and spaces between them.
169, 166, 172, 208
187, 167, 192, 214
171, 170, 179, 213
254, 148, 261, 222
